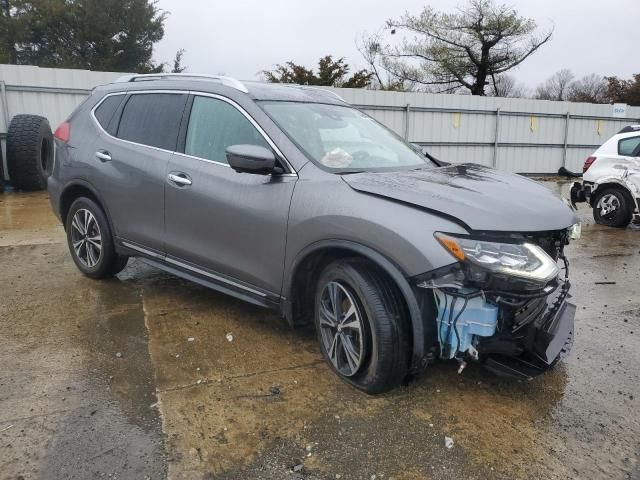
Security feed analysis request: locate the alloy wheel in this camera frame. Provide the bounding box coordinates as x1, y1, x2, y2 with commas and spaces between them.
597, 193, 620, 218
70, 209, 102, 268
319, 281, 365, 377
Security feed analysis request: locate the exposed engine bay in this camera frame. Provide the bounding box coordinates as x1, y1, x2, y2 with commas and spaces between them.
417, 228, 576, 379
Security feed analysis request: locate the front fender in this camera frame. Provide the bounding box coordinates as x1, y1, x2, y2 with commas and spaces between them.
285, 176, 468, 371
286, 177, 468, 278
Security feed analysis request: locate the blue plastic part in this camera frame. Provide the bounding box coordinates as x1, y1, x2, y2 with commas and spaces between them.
434, 289, 499, 359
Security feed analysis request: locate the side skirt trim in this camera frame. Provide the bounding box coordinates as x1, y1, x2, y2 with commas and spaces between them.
139, 257, 278, 310
117, 238, 279, 308
121, 241, 163, 259
165, 256, 266, 297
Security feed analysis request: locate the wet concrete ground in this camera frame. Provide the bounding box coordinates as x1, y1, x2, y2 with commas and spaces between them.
1, 183, 639, 480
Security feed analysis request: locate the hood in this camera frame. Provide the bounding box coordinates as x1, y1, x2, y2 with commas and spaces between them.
341, 163, 578, 232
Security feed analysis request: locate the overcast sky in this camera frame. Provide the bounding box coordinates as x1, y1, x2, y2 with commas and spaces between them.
153, 0, 638, 89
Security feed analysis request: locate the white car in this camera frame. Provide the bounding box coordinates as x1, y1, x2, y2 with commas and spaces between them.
567, 125, 640, 227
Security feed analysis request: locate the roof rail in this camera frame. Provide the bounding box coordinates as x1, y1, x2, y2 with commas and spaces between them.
114, 73, 249, 93
617, 125, 640, 134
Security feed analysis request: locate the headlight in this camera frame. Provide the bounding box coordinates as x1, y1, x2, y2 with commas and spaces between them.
435, 232, 560, 284
569, 222, 581, 240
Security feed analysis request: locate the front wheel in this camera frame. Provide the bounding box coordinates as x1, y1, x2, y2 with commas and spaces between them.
314, 260, 409, 394
593, 188, 633, 228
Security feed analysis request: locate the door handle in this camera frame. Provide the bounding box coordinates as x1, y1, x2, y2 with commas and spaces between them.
95, 150, 112, 162
167, 172, 192, 186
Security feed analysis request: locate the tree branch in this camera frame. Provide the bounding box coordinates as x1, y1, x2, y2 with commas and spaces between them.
492, 28, 553, 74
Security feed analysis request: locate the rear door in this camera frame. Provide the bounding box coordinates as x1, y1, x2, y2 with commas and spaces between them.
619, 135, 640, 195
90, 91, 188, 254
618, 135, 640, 159
164, 94, 297, 297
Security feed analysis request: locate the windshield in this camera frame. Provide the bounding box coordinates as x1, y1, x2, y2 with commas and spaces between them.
260, 101, 434, 172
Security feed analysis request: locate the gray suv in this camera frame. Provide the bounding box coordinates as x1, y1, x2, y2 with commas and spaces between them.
48, 73, 578, 393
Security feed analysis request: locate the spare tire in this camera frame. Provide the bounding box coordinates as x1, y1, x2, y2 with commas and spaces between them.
7, 114, 54, 191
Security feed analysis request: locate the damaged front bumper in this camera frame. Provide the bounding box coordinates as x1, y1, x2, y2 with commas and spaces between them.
570, 181, 590, 206
479, 281, 575, 380
413, 231, 576, 380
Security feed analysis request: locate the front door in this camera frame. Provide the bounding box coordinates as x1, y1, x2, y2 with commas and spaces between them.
164, 94, 296, 296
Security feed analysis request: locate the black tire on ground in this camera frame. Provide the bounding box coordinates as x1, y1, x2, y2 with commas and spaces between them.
6, 114, 54, 191
592, 188, 633, 228
65, 197, 128, 279
314, 259, 409, 394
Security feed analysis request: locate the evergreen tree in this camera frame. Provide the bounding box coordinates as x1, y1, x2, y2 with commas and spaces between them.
0, 0, 167, 72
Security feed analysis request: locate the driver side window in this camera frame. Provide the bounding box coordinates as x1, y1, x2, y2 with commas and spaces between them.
185, 96, 269, 163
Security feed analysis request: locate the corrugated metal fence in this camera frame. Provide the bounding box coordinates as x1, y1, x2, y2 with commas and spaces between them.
332, 87, 640, 173
2, 64, 640, 179
0, 65, 125, 180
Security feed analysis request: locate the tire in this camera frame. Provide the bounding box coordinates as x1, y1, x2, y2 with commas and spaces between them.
6, 114, 54, 191
592, 188, 633, 228
65, 197, 128, 279
314, 259, 409, 394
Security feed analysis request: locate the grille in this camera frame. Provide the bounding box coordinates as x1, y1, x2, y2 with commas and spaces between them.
511, 297, 548, 333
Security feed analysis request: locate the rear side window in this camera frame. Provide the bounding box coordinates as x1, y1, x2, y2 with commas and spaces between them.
618, 136, 640, 156
94, 95, 124, 135
185, 96, 269, 163
117, 93, 187, 151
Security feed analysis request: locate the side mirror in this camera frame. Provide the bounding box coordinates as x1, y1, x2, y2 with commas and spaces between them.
226, 144, 276, 175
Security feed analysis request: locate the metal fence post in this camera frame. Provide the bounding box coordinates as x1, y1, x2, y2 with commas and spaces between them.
0, 80, 10, 181
492, 108, 501, 167
404, 103, 411, 140
562, 112, 570, 168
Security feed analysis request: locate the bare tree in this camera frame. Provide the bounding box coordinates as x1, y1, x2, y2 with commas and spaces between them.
361, 0, 553, 95
606, 74, 640, 106
567, 74, 608, 104
489, 74, 529, 98
535, 71, 609, 104
356, 32, 415, 91
534, 69, 575, 100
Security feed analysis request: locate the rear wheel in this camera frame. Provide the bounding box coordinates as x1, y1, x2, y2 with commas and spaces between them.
593, 188, 633, 228
314, 260, 409, 394
66, 197, 128, 278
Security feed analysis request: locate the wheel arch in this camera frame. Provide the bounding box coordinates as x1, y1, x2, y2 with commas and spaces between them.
591, 180, 638, 210
59, 180, 116, 234
283, 239, 426, 371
